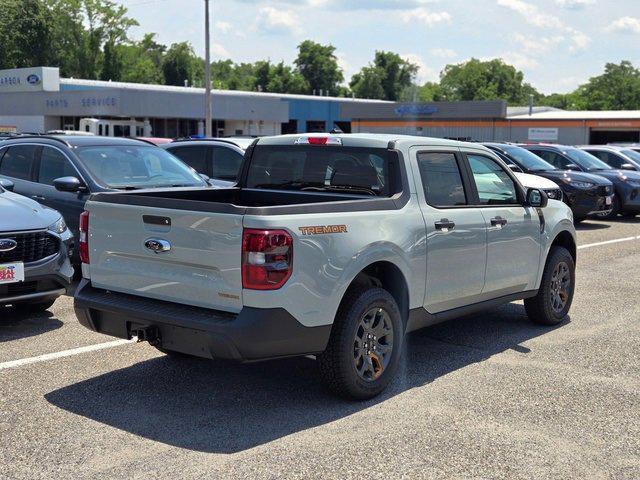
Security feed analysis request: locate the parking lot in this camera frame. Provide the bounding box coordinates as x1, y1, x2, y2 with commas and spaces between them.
1, 218, 638, 479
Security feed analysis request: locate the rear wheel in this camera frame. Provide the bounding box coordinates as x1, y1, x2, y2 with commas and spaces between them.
525, 246, 575, 325
318, 287, 403, 400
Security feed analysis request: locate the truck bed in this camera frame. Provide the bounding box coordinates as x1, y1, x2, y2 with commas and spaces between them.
90, 187, 409, 215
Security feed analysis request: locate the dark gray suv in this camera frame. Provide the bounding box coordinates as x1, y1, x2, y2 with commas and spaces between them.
0, 179, 73, 311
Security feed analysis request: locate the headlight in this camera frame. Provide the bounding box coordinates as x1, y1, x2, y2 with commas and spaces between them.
545, 189, 562, 201
48, 217, 68, 234
564, 180, 595, 189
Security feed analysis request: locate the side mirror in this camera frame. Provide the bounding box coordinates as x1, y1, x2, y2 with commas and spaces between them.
53, 176, 86, 193
508, 164, 524, 173
565, 164, 581, 171
621, 163, 636, 171
527, 188, 548, 208
0, 178, 14, 191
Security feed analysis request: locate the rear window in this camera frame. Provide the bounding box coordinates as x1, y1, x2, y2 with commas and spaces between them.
245, 146, 397, 197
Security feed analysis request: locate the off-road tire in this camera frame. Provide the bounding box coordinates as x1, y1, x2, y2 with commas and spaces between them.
525, 246, 575, 325
318, 287, 403, 400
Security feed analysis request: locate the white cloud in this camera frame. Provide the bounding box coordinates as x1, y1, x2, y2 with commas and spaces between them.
429, 48, 457, 59
215, 21, 233, 34
401, 7, 452, 26
497, 0, 590, 52
513, 33, 565, 55
497, 0, 563, 28
401, 53, 438, 83
254, 7, 302, 35
483, 53, 539, 70
212, 43, 230, 58
555, 0, 595, 9
606, 16, 640, 34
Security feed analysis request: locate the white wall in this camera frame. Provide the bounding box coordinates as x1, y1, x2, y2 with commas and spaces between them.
0, 115, 55, 133
223, 120, 281, 137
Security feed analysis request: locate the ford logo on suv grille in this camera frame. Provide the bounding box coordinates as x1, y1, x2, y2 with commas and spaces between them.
0, 239, 18, 252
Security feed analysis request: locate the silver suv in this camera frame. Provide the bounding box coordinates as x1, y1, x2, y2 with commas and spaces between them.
0, 179, 73, 311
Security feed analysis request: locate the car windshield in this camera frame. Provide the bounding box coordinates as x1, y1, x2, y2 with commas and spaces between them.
621, 149, 640, 164
565, 148, 612, 172
76, 145, 205, 189
503, 145, 556, 171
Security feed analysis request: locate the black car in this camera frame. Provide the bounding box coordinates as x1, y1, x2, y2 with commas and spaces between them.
162, 138, 248, 187
520, 144, 640, 219
484, 143, 614, 223
0, 135, 208, 263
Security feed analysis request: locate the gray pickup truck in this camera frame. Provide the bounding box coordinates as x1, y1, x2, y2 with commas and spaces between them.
74, 134, 577, 399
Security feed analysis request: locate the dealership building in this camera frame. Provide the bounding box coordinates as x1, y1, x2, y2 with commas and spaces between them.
2, 66, 640, 145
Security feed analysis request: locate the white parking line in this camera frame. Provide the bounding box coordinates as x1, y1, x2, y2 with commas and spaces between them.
578, 235, 640, 250
0, 339, 134, 372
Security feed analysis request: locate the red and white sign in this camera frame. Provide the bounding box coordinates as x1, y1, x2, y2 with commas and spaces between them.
0, 263, 25, 284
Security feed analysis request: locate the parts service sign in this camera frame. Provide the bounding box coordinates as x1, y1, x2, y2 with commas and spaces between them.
0, 67, 60, 93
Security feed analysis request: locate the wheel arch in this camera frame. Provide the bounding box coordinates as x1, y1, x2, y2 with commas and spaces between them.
550, 229, 577, 264
338, 260, 410, 328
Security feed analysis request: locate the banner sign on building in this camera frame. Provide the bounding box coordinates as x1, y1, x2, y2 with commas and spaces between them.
0, 67, 60, 93
528, 127, 558, 141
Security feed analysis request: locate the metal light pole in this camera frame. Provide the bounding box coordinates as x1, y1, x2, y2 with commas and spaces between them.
204, 0, 212, 137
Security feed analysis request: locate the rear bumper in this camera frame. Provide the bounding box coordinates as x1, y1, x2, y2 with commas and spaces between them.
73, 280, 332, 362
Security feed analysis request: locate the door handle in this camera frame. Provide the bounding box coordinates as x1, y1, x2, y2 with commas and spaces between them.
434, 218, 455, 232
490, 216, 508, 227
31, 195, 46, 201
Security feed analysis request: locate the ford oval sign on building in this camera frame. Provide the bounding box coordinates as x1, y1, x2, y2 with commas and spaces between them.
26, 74, 42, 85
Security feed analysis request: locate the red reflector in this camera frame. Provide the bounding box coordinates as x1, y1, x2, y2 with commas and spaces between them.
79, 211, 90, 264
242, 229, 293, 290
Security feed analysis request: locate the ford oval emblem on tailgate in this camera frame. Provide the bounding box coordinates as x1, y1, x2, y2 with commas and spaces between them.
0, 239, 17, 252
144, 238, 171, 253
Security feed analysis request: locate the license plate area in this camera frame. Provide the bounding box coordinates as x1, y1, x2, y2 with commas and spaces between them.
605, 196, 613, 206
0, 262, 25, 285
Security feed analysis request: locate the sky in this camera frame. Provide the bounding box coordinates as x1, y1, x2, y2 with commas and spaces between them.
117, 0, 640, 94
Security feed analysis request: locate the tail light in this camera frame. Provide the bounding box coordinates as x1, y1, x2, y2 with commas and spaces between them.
79, 211, 90, 264
242, 229, 293, 290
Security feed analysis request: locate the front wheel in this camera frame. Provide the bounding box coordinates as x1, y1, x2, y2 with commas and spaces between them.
318, 287, 404, 400
525, 246, 575, 325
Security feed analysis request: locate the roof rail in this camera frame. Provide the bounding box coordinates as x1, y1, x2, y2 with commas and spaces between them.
125, 137, 158, 146
170, 137, 244, 148
4, 135, 72, 147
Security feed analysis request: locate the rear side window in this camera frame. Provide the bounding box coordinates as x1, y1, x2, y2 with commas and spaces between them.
530, 150, 568, 169
168, 146, 208, 174
38, 147, 77, 185
246, 146, 395, 197
588, 150, 624, 169
468, 154, 518, 205
417, 152, 467, 206
212, 146, 244, 181
0, 145, 37, 180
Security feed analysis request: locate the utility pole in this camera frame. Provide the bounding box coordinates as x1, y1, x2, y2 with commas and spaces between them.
204, 0, 212, 137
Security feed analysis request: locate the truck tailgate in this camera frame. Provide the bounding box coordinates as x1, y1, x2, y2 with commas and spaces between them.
86, 201, 243, 312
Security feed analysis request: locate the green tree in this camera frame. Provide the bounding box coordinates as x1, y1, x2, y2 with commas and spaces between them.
438, 58, 539, 105
349, 65, 385, 99
351, 51, 419, 100
0, 0, 54, 69
162, 42, 198, 86
294, 40, 343, 95
573, 61, 640, 110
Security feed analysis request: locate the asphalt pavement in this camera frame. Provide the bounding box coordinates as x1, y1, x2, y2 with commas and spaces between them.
1, 218, 639, 479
